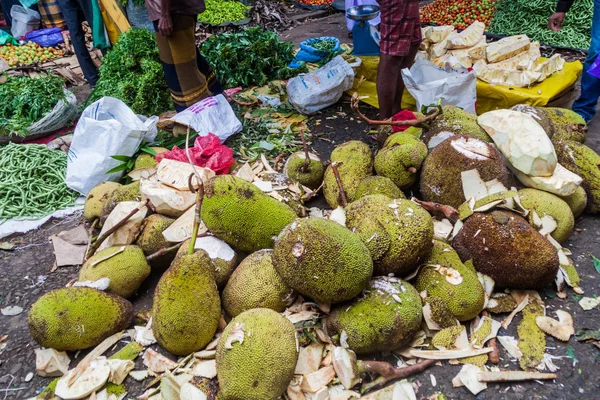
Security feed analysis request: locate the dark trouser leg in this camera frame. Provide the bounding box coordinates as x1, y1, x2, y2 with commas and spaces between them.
377, 44, 419, 120
57, 0, 98, 86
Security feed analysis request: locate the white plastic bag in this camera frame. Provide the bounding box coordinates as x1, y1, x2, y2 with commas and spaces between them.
66, 97, 158, 195
287, 55, 359, 115
10, 5, 40, 38
160, 94, 241, 142
402, 59, 477, 114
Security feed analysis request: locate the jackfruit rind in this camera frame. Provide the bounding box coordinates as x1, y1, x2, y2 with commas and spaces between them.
222, 249, 295, 317
216, 308, 298, 400
176, 237, 238, 288
554, 140, 600, 213
431, 325, 465, 349
423, 106, 492, 145
424, 296, 459, 329
327, 277, 423, 354
452, 211, 559, 289
100, 181, 142, 222
273, 218, 373, 303
284, 151, 325, 189
152, 254, 221, 355
545, 107, 587, 143
201, 175, 297, 253
416, 241, 485, 321
420, 135, 512, 208
28, 287, 133, 351
84, 182, 122, 221
518, 188, 575, 243
353, 176, 405, 201
403, 126, 423, 139
345, 195, 434, 277
134, 153, 157, 170
517, 300, 546, 370
136, 214, 175, 256
323, 141, 374, 208
374, 134, 428, 189
79, 245, 151, 298
562, 186, 587, 218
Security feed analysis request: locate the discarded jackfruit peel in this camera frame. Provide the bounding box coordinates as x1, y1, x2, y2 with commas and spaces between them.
535, 310, 574, 341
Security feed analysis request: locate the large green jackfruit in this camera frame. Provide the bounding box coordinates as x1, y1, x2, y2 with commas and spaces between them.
28, 287, 133, 351
545, 107, 587, 143
422, 105, 492, 146
345, 195, 434, 277
152, 254, 221, 355
554, 140, 600, 213
201, 175, 297, 253
518, 188, 575, 243
323, 141, 374, 208
415, 241, 485, 321
452, 211, 559, 289
353, 176, 405, 201
84, 182, 122, 221
222, 249, 295, 317
135, 214, 175, 257
100, 181, 142, 222
327, 277, 422, 354
216, 308, 298, 400
79, 245, 151, 298
273, 218, 373, 304
176, 236, 239, 288
374, 133, 428, 189
510, 104, 554, 138
284, 151, 325, 190
562, 186, 587, 218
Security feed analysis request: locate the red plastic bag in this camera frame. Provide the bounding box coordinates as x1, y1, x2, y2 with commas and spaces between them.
391, 110, 417, 133
156, 133, 235, 175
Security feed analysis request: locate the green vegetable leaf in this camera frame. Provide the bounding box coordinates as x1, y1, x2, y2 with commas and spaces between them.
111, 155, 133, 162
566, 346, 578, 366
106, 164, 130, 174
592, 255, 600, 275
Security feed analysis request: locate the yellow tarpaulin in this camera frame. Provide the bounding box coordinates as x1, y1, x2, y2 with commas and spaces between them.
348, 56, 583, 115
98, 0, 130, 45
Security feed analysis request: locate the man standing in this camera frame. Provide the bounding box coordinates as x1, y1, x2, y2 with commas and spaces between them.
377, 0, 421, 119
549, 0, 599, 123
146, 0, 222, 112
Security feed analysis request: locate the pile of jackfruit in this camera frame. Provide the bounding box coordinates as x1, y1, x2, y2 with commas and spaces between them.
27, 104, 597, 399
420, 23, 566, 87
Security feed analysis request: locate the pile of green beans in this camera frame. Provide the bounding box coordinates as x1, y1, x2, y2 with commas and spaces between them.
198, 0, 251, 25
488, 0, 592, 49
0, 143, 78, 222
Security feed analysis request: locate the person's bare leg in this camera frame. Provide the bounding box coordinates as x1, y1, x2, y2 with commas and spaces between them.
377, 54, 403, 120
393, 44, 420, 113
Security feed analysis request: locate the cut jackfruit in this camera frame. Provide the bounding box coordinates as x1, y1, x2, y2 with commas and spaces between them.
475, 65, 541, 88
425, 26, 455, 43
448, 22, 485, 49
534, 54, 565, 82
467, 37, 488, 60
486, 35, 531, 63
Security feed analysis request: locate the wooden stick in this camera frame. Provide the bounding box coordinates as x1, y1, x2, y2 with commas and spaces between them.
273, 153, 284, 171
331, 162, 347, 208
146, 243, 184, 262
188, 174, 204, 256
358, 359, 436, 393
299, 130, 310, 173
411, 197, 459, 222
350, 93, 441, 127
483, 311, 500, 364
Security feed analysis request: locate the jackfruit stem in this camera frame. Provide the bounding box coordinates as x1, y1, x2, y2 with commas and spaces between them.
331, 162, 348, 207
358, 359, 436, 393
146, 242, 184, 262
350, 93, 441, 128
408, 167, 418, 174
483, 311, 500, 364
411, 197, 459, 223
189, 176, 205, 255
299, 130, 310, 173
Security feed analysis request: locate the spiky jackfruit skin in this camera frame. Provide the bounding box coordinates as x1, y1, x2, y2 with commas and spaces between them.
136, 214, 175, 256
222, 250, 295, 317
84, 182, 122, 221
189, 377, 219, 400
152, 254, 221, 355
416, 241, 485, 321
28, 287, 133, 351
423, 105, 492, 145
424, 296, 458, 329
201, 175, 297, 253
518, 188, 575, 243
518, 300, 546, 370
216, 308, 298, 400
79, 245, 151, 298
327, 277, 422, 354
273, 218, 373, 304
420, 135, 512, 208
403, 126, 423, 139
554, 140, 600, 213
545, 107, 587, 143
134, 153, 157, 170
432, 326, 465, 349
323, 141, 374, 208
562, 186, 587, 218
353, 176, 405, 201
284, 151, 325, 189
345, 195, 434, 277
176, 239, 238, 288
100, 181, 142, 222
374, 134, 428, 189
452, 211, 559, 289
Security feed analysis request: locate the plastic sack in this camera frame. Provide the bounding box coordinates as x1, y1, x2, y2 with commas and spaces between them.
401, 59, 477, 114
156, 133, 235, 175
66, 97, 159, 195
287, 55, 359, 114
25, 27, 64, 47
588, 56, 600, 79
0, 30, 17, 45
296, 37, 342, 63
125, 1, 153, 31
11, 5, 41, 38
157, 94, 242, 142
28, 89, 77, 135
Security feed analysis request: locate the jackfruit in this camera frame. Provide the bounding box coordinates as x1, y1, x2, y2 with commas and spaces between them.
517, 299, 546, 370
424, 296, 459, 329
510, 104, 553, 137
422, 106, 492, 148
468, 36, 488, 60
353, 176, 405, 201
133, 147, 168, 170
273, 218, 373, 304
562, 186, 587, 218
136, 214, 175, 257
448, 21, 485, 49
452, 211, 559, 289
486, 34, 530, 63
425, 26, 454, 43
222, 249, 295, 317
152, 254, 221, 355
518, 188, 575, 243
256, 171, 306, 216
323, 141, 374, 208
420, 135, 512, 208
176, 236, 238, 288
475, 65, 541, 87
84, 182, 122, 221
374, 133, 428, 190
216, 308, 298, 400
284, 151, 325, 189
554, 140, 600, 213
487, 42, 541, 71
431, 326, 466, 349
486, 293, 518, 314
100, 181, 142, 223
345, 195, 433, 277
545, 107, 587, 143
201, 175, 297, 253
79, 245, 151, 298
512, 163, 582, 197
534, 54, 565, 82
327, 277, 422, 354
415, 241, 485, 321
28, 287, 133, 351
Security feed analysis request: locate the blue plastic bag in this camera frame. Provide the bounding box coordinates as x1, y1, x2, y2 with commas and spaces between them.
25, 27, 64, 47
295, 37, 342, 63
589, 56, 600, 79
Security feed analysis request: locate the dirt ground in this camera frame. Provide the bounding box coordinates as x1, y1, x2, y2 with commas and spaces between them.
1, 10, 599, 400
